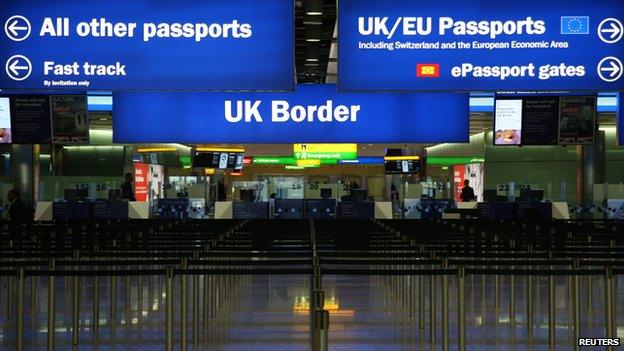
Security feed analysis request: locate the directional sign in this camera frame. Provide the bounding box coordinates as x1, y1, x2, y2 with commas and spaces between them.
339, 0, 624, 91
113, 85, 469, 143
0, 0, 294, 90
4, 15, 30, 41
598, 18, 623, 44
5, 55, 31, 81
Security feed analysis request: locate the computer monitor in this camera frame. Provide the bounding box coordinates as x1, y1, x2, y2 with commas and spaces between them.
350, 189, 368, 202
64, 188, 88, 202
320, 188, 332, 199
483, 189, 497, 203
530, 190, 544, 202
108, 188, 122, 202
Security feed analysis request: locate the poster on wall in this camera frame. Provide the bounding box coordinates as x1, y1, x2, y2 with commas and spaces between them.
148, 164, 165, 203
521, 97, 559, 145
466, 163, 484, 202
558, 96, 596, 144
453, 165, 466, 203
133, 162, 149, 202
50, 95, 89, 143
0, 97, 11, 143
494, 99, 522, 145
9, 95, 51, 143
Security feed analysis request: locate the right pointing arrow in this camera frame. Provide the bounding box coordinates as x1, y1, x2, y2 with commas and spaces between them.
600, 61, 621, 78
601, 22, 621, 39
8, 59, 28, 76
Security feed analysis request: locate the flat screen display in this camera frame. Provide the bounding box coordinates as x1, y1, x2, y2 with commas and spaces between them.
384, 160, 421, 174
0, 97, 12, 143
558, 96, 596, 144
193, 151, 245, 170
494, 99, 522, 145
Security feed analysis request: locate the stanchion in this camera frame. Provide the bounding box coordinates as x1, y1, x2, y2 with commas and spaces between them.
442, 261, 449, 351
429, 274, 436, 345
72, 275, 80, 345
509, 274, 515, 327
17, 268, 25, 351
47, 259, 56, 351
93, 276, 100, 334
604, 268, 615, 351
192, 274, 199, 344
30, 276, 37, 312
526, 276, 533, 337
312, 310, 329, 351
587, 275, 593, 311
418, 275, 424, 329
548, 275, 555, 347
166, 267, 174, 351
457, 267, 466, 351
181, 259, 188, 351
110, 276, 117, 330
573, 274, 580, 351
311, 290, 324, 348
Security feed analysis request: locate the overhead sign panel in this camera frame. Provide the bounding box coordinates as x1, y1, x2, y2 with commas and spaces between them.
339, 0, 624, 91
0, 0, 294, 90
113, 85, 469, 143
293, 143, 357, 160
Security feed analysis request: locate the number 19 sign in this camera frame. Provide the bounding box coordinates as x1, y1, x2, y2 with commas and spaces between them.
339, 0, 624, 91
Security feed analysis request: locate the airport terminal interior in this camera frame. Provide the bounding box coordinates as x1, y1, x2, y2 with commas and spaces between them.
0, 0, 623, 350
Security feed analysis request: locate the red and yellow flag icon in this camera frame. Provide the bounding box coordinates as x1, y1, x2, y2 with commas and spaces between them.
416, 63, 440, 78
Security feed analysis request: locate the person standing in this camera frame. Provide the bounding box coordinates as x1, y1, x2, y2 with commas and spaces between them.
460, 179, 476, 202
6, 189, 28, 222
121, 172, 136, 201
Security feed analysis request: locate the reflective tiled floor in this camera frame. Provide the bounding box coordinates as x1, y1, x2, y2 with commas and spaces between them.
0, 272, 621, 350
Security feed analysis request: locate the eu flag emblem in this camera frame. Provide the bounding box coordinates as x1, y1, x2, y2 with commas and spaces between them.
561, 16, 589, 34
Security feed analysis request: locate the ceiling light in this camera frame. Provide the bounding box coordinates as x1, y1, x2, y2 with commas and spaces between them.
305, 0, 323, 15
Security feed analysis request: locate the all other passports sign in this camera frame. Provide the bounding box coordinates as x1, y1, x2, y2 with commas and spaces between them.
339, 0, 624, 91
0, 0, 294, 90
113, 85, 469, 143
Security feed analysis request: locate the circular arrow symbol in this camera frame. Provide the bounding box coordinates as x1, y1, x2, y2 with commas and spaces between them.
5, 55, 32, 81
598, 18, 623, 44
4, 15, 31, 41
597, 56, 623, 83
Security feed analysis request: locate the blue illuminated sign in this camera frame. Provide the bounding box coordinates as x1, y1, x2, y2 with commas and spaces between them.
339, 0, 624, 91
1, 0, 294, 90
619, 93, 624, 145
113, 85, 469, 143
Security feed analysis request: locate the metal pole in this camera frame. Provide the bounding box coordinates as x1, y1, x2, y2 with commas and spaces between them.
30, 276, 37, 312
181, 271, 188, 351
17, 268, 25, 351
548, 275, 555, 346
72, 275, 80, 345
442, 273, 449, 351
313, 310, 329, 351
457, 267, 466, 351
110, 276, 117, 330
192, 274, 199, 344
587, 275, 593, 311
203, 275, 211, 328
509, 274, 515, 327
526, 276, 533, 336
418, 275, 424, 329
47, 276, 55, 350
604, 268, 615, 351
93, 276, 99, 334
429, 275, 436, 345
166, 267, 174, 351
573, 275, 580, 351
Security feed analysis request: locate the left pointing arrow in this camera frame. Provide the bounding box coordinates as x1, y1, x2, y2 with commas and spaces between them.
8, 20, 28, 37
9, 59, 28, 76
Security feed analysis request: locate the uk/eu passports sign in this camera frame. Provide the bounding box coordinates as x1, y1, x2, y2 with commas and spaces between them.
0, 0, 294, 90
339, 0, 624, 91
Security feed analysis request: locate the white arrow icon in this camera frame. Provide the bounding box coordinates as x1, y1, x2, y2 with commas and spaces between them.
597, 56, 623, 83
600, 61, 620, 77
601, 22, 620, 39
5, 54, 32, 81
8, 59, 28, 76
7, 20, 28, 37
598, 18, 623, 44
4, 15, 31, 41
